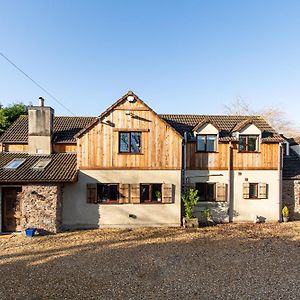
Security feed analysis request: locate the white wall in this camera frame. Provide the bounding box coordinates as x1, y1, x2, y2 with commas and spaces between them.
239, 124, 261, 135
186, 169, 280, 222
195, 123, 218, 135
62, 170, 181, 229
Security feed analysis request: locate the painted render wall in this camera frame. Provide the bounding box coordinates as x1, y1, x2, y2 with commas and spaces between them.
186, 169, 281, 222
62, 170, 181, 229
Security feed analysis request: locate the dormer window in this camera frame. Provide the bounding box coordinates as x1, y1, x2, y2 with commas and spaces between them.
119, 132, 141, 153
196, 135, 217, 152
239, 135, 259, 152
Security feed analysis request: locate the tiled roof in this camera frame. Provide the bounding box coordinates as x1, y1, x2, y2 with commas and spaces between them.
159, 114, 283, 142
283, 149, 300, 179
0, 152, 77, 183
0, 116, 96, 144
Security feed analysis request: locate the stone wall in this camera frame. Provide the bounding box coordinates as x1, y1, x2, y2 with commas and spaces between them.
282, 180, 300, 220
19, 184, 62, 233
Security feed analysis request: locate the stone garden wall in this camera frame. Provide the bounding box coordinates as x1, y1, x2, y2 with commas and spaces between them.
282, 180, 300, 220
19, 184, 62, 233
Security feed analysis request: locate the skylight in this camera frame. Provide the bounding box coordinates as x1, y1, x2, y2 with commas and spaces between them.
4, 158, 26, 169
32, 158, 51, 170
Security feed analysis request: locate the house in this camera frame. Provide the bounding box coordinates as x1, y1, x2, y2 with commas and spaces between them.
282, 137, 300, 220
0, 92, 284, 233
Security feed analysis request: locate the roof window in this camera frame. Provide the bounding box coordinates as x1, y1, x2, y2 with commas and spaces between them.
32, 158, 51, 170
4, 158, 26, 169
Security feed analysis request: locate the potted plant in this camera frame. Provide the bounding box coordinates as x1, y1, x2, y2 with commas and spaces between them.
155, 190, 162, 202
182, 188, 199, 228
282, 206, 289, 222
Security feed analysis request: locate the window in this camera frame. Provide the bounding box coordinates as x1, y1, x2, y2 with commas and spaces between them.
196, 182, 216, 201
32, 158, 51, 170
97, 184, 119, 203
239, 135, 259, 152
249, 183, 258, 199
196, 135, 217, 152
243, 182, 268, 199
140, 184, 162, 203
119, 132, 141, 153
4, 158, 25, 169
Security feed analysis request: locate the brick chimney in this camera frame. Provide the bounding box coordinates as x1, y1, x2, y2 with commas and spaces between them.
28, 97, 54, 155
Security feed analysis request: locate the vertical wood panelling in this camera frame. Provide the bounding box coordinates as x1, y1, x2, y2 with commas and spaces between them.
78, 99, 182, 169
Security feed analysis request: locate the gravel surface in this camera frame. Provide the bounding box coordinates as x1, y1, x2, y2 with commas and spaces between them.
0, 222, 299, 300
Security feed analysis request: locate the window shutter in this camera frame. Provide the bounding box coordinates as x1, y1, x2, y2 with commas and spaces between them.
87, 183, 97, 204
243, 182, 250, 199
162, 183, 173, 204
130, 184, 140, 204
216, 183, 227, 202
258, 183, 267, 199
119, 184, 129, 204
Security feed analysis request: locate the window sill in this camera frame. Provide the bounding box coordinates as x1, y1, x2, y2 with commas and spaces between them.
238, 151, 260, 153
195, 151, 218, 153
118, 152, 144, 155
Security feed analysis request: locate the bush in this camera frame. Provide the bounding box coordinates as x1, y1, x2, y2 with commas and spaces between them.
182, 188, 199, 219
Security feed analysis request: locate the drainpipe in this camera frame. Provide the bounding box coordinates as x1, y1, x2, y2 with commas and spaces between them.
183, 132, 188, 192
278, 143, 283, 222
228, 141, 233, 222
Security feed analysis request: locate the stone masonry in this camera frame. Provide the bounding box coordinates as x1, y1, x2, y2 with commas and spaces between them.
19, 184, 62, 233
282, 180, 300, 220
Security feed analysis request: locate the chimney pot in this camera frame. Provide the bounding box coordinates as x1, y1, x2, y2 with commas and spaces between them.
38, 97, 45, 107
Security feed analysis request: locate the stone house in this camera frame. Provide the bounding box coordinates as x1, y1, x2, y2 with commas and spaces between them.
0, 92, 286, 233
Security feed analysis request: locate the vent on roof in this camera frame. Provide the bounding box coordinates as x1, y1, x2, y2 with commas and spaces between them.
32, 158, 51, 170
4, 158, 26, 169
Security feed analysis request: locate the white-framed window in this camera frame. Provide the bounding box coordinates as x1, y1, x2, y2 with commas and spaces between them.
196, 134, 217, 152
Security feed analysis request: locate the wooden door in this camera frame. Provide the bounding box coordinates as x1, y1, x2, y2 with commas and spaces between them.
2, 187, 22, 232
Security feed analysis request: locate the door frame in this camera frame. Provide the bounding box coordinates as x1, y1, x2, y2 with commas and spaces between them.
0, 185, 22, 233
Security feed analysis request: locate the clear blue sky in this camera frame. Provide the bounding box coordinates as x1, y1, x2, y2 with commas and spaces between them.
0, 0, 299, 129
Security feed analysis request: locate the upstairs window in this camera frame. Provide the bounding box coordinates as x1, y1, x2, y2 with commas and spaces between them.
196, 135, 217, 152
119, 132, 141, 153
4, 158, 25, 169
239, 135, 259, 152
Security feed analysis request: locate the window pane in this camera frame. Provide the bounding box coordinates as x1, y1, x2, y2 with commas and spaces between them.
97, 184, 109, 202
249, 183, 258, 198
108, 185, 118, 201
196, 183, 206, 201
152, 184, 162, 201
239, 136, 247, 151
197, 135, 205, 151
130, 132, 141, 153
206, 135, 216, 152
207, 183, 215, 201
119, 132, 129, 152
248, 136, 258, 151
141, 184, 150, 202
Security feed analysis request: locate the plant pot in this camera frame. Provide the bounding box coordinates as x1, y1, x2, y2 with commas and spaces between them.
183, 217, 199, 228
25, 228, 37, 237
157, 198, 161, 202
283, 216, 289, 222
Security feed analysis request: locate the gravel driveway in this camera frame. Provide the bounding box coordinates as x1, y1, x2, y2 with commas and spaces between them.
0, 222, 299, 300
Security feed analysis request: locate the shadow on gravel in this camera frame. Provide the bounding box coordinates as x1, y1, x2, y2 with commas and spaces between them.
0, 224, 299, 300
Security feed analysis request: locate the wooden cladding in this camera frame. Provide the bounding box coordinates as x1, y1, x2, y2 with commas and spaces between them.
186, 142, 279, 170
4, 144, 28, 153
53, 144, 77, 153
78, 99, 182, 169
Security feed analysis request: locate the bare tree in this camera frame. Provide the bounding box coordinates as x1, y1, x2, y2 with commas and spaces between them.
223, 96, 299, 137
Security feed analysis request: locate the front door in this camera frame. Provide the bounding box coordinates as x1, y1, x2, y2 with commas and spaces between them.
2, 187, 22, 232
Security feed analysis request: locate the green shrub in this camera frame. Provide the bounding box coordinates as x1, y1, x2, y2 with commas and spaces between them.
182, 188, 199, 219
202, 208, 212, 221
